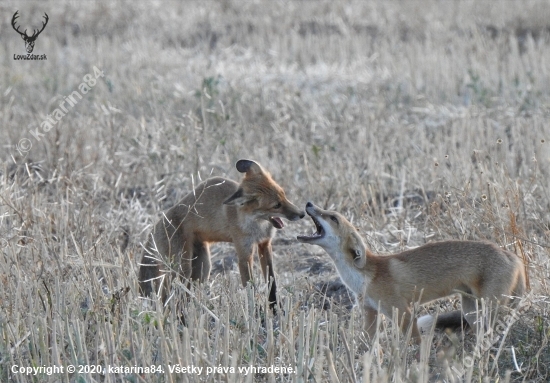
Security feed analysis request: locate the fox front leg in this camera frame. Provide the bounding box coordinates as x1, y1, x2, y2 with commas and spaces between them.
234, 242, 256, 289
363, 305, 380, 340
258, 240, 277, 308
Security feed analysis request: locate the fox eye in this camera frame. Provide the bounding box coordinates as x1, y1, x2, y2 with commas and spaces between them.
330, 216, 339, 224
273, 202, 282, 209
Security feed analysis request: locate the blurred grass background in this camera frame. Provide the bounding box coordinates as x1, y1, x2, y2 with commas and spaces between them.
1, 1, 549, 381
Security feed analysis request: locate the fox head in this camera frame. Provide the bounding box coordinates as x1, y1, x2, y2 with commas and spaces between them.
297, 202, 367, 269
223, 159, 305, 229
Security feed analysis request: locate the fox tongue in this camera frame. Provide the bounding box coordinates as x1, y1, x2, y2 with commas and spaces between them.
270, 217, 284, 229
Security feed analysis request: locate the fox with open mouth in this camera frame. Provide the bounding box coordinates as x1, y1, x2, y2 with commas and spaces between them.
298, 202, 526, 344
139, 159, 305, 309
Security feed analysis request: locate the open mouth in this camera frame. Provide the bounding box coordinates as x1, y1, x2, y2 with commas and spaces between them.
270, 217, 285, 229
297, 213, 324, 242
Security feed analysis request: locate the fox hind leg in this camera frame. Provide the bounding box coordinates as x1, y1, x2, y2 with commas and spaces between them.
461, 295, 500, 335
400, 308, 421, 344
138, 248, 161, 297
190, 240, 211, 282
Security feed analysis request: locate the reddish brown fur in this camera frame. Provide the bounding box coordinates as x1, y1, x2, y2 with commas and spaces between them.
298, 203, 526, 344
139, 160, 304, 309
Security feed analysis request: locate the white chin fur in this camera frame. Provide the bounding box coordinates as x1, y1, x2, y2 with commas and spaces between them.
417, 315, 435, 335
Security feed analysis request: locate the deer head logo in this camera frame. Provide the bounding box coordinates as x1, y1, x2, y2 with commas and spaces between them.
11, 11, 49, 53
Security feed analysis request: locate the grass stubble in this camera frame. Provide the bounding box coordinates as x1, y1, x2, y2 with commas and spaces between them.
0, 0, 549, 381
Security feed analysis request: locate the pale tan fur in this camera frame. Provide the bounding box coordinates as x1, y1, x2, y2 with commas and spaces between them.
297, 202, 526, 343
139, 159, 304, 307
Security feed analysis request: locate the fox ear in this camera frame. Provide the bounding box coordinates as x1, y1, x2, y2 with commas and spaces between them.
236, 159, 263, 175
353, 248, 366, 269
349, 233, 366, 268
223, 188, 254, 206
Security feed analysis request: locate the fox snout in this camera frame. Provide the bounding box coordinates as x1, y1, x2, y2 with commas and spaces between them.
285, 203, 306, 221
305, 201, 321, 216
297, 202, 326, 243
269, 203, 304, 230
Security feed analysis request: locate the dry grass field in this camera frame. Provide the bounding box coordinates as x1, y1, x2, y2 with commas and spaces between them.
1, 0, 550, 381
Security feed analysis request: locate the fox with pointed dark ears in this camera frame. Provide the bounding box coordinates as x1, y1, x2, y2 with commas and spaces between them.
139, 159, 305, 309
